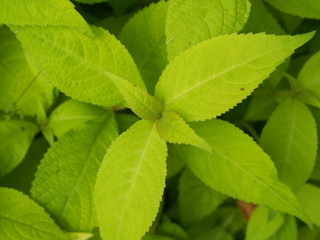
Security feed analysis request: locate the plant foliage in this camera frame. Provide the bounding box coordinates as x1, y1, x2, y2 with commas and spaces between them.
0, 0, 320, 240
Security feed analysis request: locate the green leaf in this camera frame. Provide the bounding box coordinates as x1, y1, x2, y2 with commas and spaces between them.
188, 206, 244, 238
48, 99, 106, 137
108, 0, 141, 14
264, 0, 320, 19
0, 26, 55, 117
244, 95, 278, 122
297, 51, 320, 100
242, 0, 284, 35
120, 1, 168, 94
0, 137, 48, 194
72, 0, 108, 4
0, 120, 38, 177
310, 107, 320, 180
31, 111, 118, 232
297, 184, 320, 226
12, 25, 145, 108
0, 0, 92, 35
268, 215, 297, 240
195, 228, 233, 240
143, 235, 175, 240
178, 169, 226, 225
156, 111, 211, 152
67, 232, 94, 240
299, 226, 320, 240
97, 14, 132, 37
165, 0, 251, 60
155, 32, 314, 122
157, 216, 189, 240
104, 72, 163, 120
260, 98, 317, 192
166, 144, 185, 179
176, 119, 310, 223
246, 206, 285, 240
0, 187, 68, 240
95, 120, 167, 240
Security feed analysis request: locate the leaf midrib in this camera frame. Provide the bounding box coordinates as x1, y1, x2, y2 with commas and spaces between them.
58, 113, 113, 224
164, 37, 303, 107
116, 122, 155, 237
0, 214, 66, 239
28, 28, 131, 95
204, 137, 301, 216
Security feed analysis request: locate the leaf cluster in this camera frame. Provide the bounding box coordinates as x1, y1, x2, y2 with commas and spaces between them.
0, 0, 320, 240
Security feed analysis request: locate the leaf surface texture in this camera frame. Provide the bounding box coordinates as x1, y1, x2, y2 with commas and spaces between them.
155, 33, 313, 121
31, 112, 118, 232
0, 120, 38, 177
176, 119, 309, 223
120, 1, 168, 93
13, 26, 145, 107
0, 187, 68, 240
260, 99, 317, 192
166, 0, 250, 60
95, 120, 167, 240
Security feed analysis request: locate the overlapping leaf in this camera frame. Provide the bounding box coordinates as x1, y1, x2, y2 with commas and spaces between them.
178, 169, 226, 225
120, 1, 168, 93
0, 138, 48, 194
264, 0, 320, 19
267, 215, 297, 240
104, 72, 162, 120
0, 27, 55, 116
95, 120, 167, 240
48, 100, 106, 137
244, 95, 278, 122
0, 120, 38, 177
297, 184, 320, 226
243, 0, 284, 35
156, 111, 211, 152
310, 107, 320, 180
166, 0, 251, 60
0, 187, 68, 240
12, 25, 145, 107
260, 98, 317, 192
166, 144, 185, 179
73, 0, 108, 4
246, 206, 285, 240
298, 51, 320, 100
155, 32, 314, 121
0, 0, 92, 35
31, 112, 118, 232
157, 216, 189, 240
176, 119, 309, 223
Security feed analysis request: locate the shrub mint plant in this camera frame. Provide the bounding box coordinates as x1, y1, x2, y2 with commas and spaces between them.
0, 0, 320, 240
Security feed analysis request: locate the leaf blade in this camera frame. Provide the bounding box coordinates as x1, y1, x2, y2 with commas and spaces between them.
31, 112, 118, 232
0, 0, 92, 35
298, 50, 320, 100
0, 120, 38, 177
156, 111, 211, 152
155, 32, 314, 122
260, 98, 318, 192
176, 119, 310, 223
166, 0, 251, 60
264, 0, 320, 19
119, 1, 169, 93
95, 120, 167, 240
178, 169, 226, 225
12, 25, 145, 107
0, 187, 68, 240
0, 26, 55, 116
